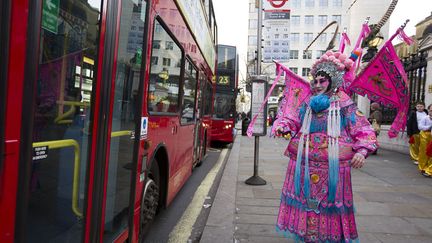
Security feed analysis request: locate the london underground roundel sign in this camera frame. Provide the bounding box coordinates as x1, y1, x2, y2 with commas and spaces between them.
267, 0, 288, 8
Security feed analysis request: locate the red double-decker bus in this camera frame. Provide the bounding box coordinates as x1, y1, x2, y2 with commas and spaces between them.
210, 45, 238, 144
0, 0, 217, 242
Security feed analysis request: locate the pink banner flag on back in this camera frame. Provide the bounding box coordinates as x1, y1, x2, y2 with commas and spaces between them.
350, 40, 409, 138
339, 32, 351, 53
246, 62, 311, 137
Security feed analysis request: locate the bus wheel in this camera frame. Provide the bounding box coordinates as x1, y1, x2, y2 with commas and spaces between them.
140, 161, 160, 239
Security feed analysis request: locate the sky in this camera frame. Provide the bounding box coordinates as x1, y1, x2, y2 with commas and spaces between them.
213, 0, 432, 83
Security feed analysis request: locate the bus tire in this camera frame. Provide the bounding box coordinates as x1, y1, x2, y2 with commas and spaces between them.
139, 159, 160, 240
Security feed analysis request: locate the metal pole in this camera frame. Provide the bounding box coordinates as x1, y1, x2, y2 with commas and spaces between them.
256, 0, 262, 75
245, 0, 266, 186
253, 136, 259, 176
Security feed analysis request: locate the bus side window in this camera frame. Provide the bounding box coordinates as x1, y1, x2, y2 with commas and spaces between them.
180, 59, 198, 124
148, 19, 182, 113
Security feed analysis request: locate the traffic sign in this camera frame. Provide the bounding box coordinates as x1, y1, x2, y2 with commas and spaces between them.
42, 0, 60, 34
263, 0, 290, 12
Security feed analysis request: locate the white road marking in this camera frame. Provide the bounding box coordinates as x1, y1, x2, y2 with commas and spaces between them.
168, 148, 228, 243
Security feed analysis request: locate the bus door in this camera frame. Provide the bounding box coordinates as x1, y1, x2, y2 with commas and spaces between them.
180, 59, 199, 165
0, 0, 11, 241
102, 0, 149, 241
7, 0, 148, 242
9, 0, 106, 242
193, 71, 207, 162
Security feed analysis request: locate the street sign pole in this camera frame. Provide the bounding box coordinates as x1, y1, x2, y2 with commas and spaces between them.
245, 77, 267, 186
246, 0, 266, 186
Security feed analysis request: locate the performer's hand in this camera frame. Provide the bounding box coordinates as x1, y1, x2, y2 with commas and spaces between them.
275, 127, 290, 138
351, 153, 365, 169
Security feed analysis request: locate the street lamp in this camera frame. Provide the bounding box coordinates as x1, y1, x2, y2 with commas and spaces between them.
362, 25, 384, 63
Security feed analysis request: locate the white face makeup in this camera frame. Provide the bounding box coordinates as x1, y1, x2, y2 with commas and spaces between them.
311, 75, 330, 95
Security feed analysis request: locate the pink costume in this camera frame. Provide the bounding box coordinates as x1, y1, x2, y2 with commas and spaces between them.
274, 89, 377, 242
247, 22, 413, 242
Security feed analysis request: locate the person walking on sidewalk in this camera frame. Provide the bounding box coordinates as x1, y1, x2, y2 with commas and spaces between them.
369, 102, 383, 155
272, 51, 378, 242
418, 104, 432, 177
407, 101, 428, 165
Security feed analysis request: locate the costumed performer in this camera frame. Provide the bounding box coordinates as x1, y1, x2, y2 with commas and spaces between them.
273, 50, 378, 242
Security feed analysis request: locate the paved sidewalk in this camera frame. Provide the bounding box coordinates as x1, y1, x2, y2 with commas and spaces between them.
201, 131, 432, 243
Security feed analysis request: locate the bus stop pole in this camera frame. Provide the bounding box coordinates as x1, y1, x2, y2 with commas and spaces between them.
245, 0, 266, 186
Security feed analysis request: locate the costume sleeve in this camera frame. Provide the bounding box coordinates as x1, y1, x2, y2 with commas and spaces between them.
344, 104, 378, 157
270, 87, 302, 136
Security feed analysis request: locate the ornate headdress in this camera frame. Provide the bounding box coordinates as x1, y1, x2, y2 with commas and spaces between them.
310, 50, 355, 93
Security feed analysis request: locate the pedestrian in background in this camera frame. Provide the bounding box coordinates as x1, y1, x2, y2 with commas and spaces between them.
407, 101, 428, 165
272, 51, 377, 242
418, 104, 432, 177
369, 102, 383, 155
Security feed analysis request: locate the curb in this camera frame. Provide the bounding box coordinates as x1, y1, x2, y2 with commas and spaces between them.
200, 134, 241, 242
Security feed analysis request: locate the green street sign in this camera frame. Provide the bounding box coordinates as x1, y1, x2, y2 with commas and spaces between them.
42, 0, 59, 34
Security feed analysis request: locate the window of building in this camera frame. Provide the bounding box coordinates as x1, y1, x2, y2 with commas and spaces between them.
249, 3, 257, 12
289, 67, 298, 74
162, 58, 171, 66
165, 41, 174, 50
283, 34, 289, 39
249, 19, 257, 29
302, 68, 311, 77
274, 41, 279, 46
333, 0, 342, 7
289, 50, 299, 59
319, 0, 328, 7
319, 33, 327, 43
266, 41, 271, 46
248, 51, 255, 60
281, 41, 289, 46
148, 20, 182, 113
292, 0, 301, 7
305, 15, 314, 25
291, 15, 300, 25
155, 24, 162, 33
331, 33, 341, 44
305, 0, 314, 7
274, 34, 280, 39
291, 33, 300, 42
318, 15, 327, 26
152, 40, 161, 49
316, 50, 326, 58
304, 33, 313, 43
274, 49, 280, 53
332, 15, 341, 24
303, 50, 312, 59
151, 56, 158, 65
248, 36, 257, 45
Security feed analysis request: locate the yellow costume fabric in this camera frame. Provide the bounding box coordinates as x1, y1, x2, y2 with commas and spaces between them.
418, 131, 432, 174
409, 134, 420, 161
